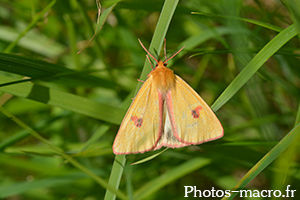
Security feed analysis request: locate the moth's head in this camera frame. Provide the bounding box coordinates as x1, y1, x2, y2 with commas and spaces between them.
138, 39, 185, 69
155, 61, 168, 68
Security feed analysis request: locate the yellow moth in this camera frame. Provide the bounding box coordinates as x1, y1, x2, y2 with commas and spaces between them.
113, 39, 223, 154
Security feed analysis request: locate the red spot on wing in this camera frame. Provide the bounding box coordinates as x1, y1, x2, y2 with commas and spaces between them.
131, 116, 143, 127
191, 106, 203, 118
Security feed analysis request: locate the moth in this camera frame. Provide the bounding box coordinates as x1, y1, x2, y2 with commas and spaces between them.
113, 39, 223, 154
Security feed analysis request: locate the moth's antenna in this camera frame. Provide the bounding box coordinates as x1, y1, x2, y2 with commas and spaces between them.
138, 39, 159, 64
146, 55, 154, 70
163, 46, 185, 64
164, 38, 167, 61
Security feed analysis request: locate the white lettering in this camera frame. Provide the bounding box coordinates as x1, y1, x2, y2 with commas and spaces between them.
203, 190, 211, 197
291, 190, 296, 197
253, 190, 260, 197
285, 185, 290, 197
216, 189, 224, 197
194, 186, 202, 197
261, 190, 268, 197
184, 186, 193, 197
211, 187, 216, 197
240, 190, 252, 197
183, 185, 296, 198
268, 189, 273, 197
224, 190, 231, 197
273, 190, 281, 197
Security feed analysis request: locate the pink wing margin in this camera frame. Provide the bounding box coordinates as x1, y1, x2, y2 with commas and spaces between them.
113, 80, 165, 154
165, 76, 224, 147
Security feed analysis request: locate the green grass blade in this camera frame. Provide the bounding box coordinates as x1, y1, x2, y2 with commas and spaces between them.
192, 12, 283, 32
76, 2, 118, 54
134, 157, 210, 200
0, 53, 116, 88
2, 1, 299, 199
284, 0, 300, 36
272, 101, 300, 193
179, 27, 249, 51
105, 0, 180, 199
212, 24, 298, 112
138, 0, 181, 84
0, 25, 66, 57
0, 113, 67, 151
0, 106, 128, 200
0, 75, 124, 124
0, 173, 85, 198
295, 103, 300, 127
131, 148, 168, 165
80, 124, 111, 152
3, 0, 57, 53
104, 155, 127, 200
221, 123, 300, 200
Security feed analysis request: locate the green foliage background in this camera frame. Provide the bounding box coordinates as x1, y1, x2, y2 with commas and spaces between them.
0, 0, 299, 199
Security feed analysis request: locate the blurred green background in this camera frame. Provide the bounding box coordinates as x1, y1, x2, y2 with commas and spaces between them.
0, 0, 299, 199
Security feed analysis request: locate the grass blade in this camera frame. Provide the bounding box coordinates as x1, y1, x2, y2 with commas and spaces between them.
131, 148, 168, 165
222, 122, 300, 200
212, 24, 298, 112
0, 106, 128, 200
0, 75, 124, 124
3, 0, 57, 53
192, 12, 283, 32
134, 157, 210, 200
105, 0, 180, 199
0, 53, 116, 88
